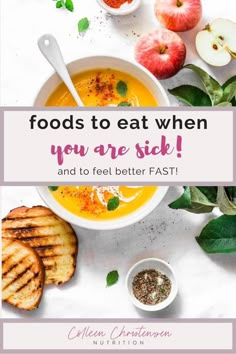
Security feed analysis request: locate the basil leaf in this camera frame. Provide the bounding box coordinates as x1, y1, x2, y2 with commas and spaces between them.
56, 1, 63, 8
168, 187, 192, 209
118, 101, 131, 106
78, 17, 89, 33
106, 270, 119, 287
196, 215, 236, 253
65, 0, 74, 11
217, 187, 236, 215
168, 85, 212, 106
107, 196, 120, 211
222, 81, 236, 102
48, 186, 59, 191
184, 64, 223, 105
116, 81, 128, 97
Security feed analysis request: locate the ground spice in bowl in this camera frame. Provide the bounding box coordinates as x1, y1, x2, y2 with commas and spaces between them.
103, 0, 133, 9
132, 269, 171, 305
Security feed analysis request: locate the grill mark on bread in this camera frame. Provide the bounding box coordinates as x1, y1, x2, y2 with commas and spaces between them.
2, 238, 45, 310
3, 226, 54, 234
3, 263, 38, 292
2, 254, 29, 276
2, 215, 47, 221
2, 264, 34, 291
2, 253, 30, 275
2, 206, 78, 285
14, 271, 40, 294
11, 236, 55, 242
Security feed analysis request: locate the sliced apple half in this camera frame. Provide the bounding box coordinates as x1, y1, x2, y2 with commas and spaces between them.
196, 18, 236, 66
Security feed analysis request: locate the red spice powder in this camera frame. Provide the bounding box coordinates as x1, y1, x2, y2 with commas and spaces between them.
103, 0, 133, 9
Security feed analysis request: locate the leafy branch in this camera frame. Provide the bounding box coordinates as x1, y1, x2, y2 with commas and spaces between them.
169, 187, 236, 253
169, 64, 236, 107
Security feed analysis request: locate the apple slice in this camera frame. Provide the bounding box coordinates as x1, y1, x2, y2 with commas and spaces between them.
196, 18, 236, 66
135, 28, 186, 80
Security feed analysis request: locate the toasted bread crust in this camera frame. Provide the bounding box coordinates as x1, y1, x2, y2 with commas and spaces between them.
2, 206, 78, 285
2, 238, 45, 311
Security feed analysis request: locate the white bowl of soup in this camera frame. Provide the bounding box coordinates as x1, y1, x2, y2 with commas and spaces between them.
34, 55, 170, 107
35, 57, 169, 229
37, 186, 169, 230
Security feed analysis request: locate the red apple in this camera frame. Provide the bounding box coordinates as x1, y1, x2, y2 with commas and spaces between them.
135, 29, 186, 80
154, 0, 202, 32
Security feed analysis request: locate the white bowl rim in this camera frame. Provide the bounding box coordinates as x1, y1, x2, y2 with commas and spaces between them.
33, 54, 170, 107
96, 0, 141, 15
36, 186, 169, 230
125, 257, 178, 312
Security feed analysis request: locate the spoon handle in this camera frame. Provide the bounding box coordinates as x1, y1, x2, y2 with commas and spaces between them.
38, 34, 84, 106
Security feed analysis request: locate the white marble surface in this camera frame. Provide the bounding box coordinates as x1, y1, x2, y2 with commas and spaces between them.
1, 0, 236, 319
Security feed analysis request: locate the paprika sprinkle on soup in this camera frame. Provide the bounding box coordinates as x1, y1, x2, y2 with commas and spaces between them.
103, 0, 133, 9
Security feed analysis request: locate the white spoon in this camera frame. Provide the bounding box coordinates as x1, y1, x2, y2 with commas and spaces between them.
38, 34, 84, 106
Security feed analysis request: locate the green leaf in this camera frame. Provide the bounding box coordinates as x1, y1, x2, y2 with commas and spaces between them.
222, 76, 236, 89
188, 187, 217, 213
106, 270, 119, 287
222, 81, 236, 102
168, 85, 212, 106
107, 196, 120, 211
116, 81, 128, 97
56, 0, 63, 8
231, 98, 236, 106
78, 17, 90, 33
196, 187, 217, 203
196, 215, 236, 253
184, 64, 223, 106
222, 76, 236, 106
168, 187, 192, 209
215, 102, 232, 106
48, 186, 59, 192
65, 0, 74, 11
225, 187, 236, 201
169, 187, 216, 213
117, 101, 131, 106
217, 187, 236, 215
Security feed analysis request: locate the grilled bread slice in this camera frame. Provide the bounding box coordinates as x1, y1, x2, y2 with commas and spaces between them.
2, 206, 78, 285
2, 238, 45, 311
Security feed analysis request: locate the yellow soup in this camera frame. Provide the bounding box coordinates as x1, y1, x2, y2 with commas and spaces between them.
45, 69, 157, 107
51, 186, 158, 221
